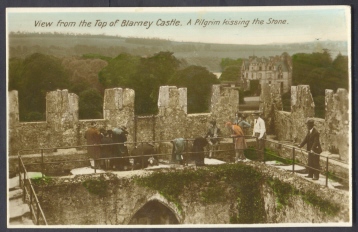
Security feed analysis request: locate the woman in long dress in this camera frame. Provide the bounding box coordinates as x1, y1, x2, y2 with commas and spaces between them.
226, 121, 247, 162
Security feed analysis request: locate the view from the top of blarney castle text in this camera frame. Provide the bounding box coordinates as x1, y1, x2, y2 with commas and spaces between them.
7, 6, 351, 228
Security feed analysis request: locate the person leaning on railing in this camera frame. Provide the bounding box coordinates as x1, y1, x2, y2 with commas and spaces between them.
297, 119, 322, 181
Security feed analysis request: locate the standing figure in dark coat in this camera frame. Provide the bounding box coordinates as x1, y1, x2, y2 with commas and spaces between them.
84, 122, 101, 168
191, 137, 209, 166
112, 126, 129, 170
298, 119, 322, 180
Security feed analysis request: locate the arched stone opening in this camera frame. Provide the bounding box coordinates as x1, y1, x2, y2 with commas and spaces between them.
128, 200, 180, 225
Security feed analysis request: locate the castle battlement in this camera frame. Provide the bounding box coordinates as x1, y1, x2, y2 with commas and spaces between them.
8, 85, 239, 155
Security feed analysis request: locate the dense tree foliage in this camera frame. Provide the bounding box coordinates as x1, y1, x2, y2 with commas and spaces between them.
220, 58, 243, 71
8, 57, 24, 91
131, 52, 181, 114
9, 51, 233, 119
169, 66, 220, 113
79, 89, 104, 119
220, 65, 241, 82
62, 56, 108, 95
288, 50, 349, 118
9, 53, 70, 121
219, 58, 247, 104
99, 52, 181, 115
98, 53, 140, 89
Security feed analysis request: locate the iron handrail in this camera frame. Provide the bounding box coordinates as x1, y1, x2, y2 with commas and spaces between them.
16, 135, 254, 155
17, 135, 348, 188
18, 155, 48, 225
261, 138, 350, 186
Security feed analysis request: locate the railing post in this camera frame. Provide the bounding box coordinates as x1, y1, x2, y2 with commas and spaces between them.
94, 156, 97, 174
141, 142, 144, 169
30, 188, 33, 216
134, 115, 137, 143
263, 138, 266, 164
292, 147, 295, 173
185, 139, 189, 166
22, 172, 26, 202
232, 137, 235, 163
326, 156, 329, 187
37, 201, 40, 225
41, 149, 44, 178
18, 155, 21, 188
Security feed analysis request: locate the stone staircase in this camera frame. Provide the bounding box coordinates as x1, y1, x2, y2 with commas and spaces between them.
8, 175, 34, 225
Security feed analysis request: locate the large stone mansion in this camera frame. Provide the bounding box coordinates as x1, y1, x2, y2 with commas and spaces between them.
240, 53, 292, 94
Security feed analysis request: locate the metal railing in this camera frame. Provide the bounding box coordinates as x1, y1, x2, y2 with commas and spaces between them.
18, 155, 48, 225
17, 135, 349, 190
261, 138, 349, 188
17, 137, 238, 173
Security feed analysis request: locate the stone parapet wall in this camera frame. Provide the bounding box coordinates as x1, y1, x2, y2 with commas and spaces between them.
324, 89, 349, 161
269, 85, 349, 162
9, 83, 349, 163
34, 163, 349, 225
247, 162, 350, 223
259, 83, 283, 134
8, 85, 240, 156
290, 85, 315, 142
274, 111, 292, 141
135, 116, 156, 143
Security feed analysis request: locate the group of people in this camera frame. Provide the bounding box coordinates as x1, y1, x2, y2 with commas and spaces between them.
84, 114, 322, 180
205, 112, 266, 163
206, 113, 322, 180
84, 122, 129, 170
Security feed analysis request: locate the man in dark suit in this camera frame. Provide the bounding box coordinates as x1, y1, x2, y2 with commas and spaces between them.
298, 119, 322, 180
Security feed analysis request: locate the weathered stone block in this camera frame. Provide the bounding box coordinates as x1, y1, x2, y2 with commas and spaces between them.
104, 88, 123, 110
8, 90, 19, 126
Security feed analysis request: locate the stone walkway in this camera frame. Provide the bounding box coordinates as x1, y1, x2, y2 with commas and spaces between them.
264, 160, 344, 190
7, 156, 345, 227
64, 158, 344, 190
65, 158, 226, 178
8, 176, 34, 226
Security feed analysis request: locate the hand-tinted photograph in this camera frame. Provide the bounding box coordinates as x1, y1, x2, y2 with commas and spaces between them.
6, 6, 351, 228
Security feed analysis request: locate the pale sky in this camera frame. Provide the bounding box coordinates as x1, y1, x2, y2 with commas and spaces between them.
6, 6, 350, 45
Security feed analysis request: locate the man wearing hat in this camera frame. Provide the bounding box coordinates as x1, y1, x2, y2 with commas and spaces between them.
298, 119, 322, 180
252, 112, 266, 162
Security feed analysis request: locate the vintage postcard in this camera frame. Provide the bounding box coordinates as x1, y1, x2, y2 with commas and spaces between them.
6, 6, 352, 228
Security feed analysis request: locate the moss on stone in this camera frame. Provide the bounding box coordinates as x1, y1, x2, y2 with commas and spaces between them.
135, 164, 267, 224
31, 175, 53, 186
267, 177, 340, 216
82, 178, 108, 197
302, 190, 340, 216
